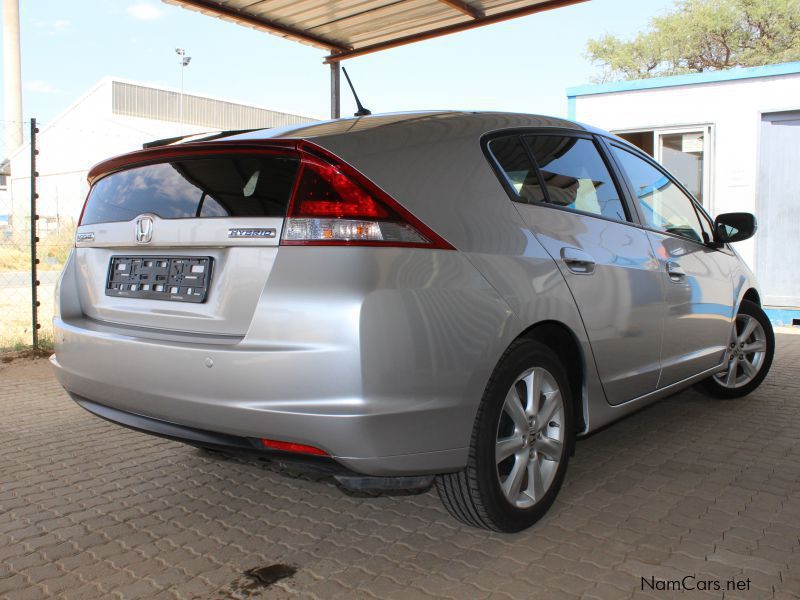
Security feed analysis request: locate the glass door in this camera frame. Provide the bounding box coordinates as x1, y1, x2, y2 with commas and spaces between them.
655, 127, 711, 208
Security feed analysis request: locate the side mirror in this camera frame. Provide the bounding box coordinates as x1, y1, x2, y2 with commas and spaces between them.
714, 212, 757, 244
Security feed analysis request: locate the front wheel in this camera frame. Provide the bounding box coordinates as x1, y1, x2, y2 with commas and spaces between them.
436, 339, 573, 532
698, 300, 774, 399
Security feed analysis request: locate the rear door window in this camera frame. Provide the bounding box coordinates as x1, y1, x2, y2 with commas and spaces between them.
524, 135, 630, 222
487, 136, 546, 204
81, 155, 299, 225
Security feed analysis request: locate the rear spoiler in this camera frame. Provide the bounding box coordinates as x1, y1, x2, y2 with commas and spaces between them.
88, 139, 303, 185
142, 128, 268, 149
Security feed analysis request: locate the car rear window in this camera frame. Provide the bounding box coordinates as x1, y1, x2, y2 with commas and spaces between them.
524, 135, 629, 222
81, 155, 300, 225
488, 136, 546, 204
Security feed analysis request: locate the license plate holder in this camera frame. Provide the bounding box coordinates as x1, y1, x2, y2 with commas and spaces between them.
106, 256, 213, 303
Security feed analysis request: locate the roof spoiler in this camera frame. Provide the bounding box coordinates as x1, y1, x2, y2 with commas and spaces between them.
142, 128, 268, 149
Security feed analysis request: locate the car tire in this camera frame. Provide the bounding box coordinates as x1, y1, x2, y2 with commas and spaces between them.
698, 300, 774, 399
436, 339, 573, 532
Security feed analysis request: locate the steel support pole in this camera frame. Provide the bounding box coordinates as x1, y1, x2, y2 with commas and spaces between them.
330, 62, 341, 119
30, 119, 40, 350
179, 64, 184, 134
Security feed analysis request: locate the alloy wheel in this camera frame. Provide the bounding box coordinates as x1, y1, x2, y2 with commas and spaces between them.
495, 367, 564, 509
713, 314, 767, 389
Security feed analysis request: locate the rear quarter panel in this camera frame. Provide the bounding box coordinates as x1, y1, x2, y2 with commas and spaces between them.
312, 116, 608, 432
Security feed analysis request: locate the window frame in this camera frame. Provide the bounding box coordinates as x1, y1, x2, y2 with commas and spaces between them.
603, 138, 723, 250
483, 128, 638, 226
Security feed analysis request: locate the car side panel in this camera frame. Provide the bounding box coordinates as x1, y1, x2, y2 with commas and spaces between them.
517, 204, 664, 404
729, 244, 761, 311
312, 123, 609, 432
647, 233, 735, 386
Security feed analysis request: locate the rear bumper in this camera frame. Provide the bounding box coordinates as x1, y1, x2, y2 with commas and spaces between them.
52, 247, 520, 476
70, 393, 437, 492
51, 339, 465, 476
69, 392, 344, 470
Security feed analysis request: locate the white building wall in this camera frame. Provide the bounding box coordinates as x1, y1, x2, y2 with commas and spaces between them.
8, 81, 213, 228
573, 73, 800, 270
7, 78, 315, 230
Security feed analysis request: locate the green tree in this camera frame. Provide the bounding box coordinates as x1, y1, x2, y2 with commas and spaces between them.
587, 0, 800, 81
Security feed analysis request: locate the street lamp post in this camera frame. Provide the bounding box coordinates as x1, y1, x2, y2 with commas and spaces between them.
175, 48, 192, 133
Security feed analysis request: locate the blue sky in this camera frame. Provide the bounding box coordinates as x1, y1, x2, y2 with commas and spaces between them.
9, 0, 677, 126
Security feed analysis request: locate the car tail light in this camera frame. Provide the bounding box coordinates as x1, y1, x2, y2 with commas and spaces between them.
260, 438, 329, 457
281, 142, 454, 249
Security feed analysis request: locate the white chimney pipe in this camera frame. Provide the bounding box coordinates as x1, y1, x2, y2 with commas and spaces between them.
3, 0, 24, 156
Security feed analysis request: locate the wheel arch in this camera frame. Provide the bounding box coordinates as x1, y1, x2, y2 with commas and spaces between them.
516, 320, 587, 435
741, 288, 761, 308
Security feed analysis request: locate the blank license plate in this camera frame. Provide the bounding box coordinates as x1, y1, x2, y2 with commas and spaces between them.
106, 256, 212, 303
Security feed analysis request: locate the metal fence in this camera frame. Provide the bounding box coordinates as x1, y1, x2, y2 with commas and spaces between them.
1, 118, 75, 355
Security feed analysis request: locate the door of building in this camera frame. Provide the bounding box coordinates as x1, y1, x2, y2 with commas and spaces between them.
758, 112, 800, 307
615, 126, 712, 210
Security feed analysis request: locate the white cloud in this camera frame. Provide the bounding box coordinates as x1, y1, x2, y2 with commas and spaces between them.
23, 80, 60, 94
126, 3, 165, 21
32, 18, 71, 35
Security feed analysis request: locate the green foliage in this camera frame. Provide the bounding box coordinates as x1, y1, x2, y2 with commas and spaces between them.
587, 0, 800, 81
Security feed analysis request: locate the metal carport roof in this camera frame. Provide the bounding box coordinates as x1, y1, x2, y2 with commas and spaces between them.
163, 0, 588, 116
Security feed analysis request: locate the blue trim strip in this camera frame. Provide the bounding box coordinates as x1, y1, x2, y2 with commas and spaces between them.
764, 307, 800, 327
567, 96, 576, 120
567, 61, 800, 98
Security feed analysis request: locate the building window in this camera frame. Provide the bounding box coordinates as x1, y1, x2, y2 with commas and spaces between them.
614, 126, 711, 208
611, 145, 706, 244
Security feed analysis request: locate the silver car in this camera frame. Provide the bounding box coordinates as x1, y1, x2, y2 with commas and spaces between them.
52, 112, 774, 532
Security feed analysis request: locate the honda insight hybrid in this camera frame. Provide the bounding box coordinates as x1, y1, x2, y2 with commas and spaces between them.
52, 112, 774, 532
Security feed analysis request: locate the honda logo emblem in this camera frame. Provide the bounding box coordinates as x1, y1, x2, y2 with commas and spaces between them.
135, 215, 154, 244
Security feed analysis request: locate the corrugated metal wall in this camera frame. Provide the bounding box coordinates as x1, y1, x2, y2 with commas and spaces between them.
111, 81, 313, 129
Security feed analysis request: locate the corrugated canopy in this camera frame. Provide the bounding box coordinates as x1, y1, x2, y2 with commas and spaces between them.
163, 0, 587, 62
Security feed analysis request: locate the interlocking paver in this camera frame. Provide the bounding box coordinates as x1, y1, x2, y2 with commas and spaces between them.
2, 333, 800, 598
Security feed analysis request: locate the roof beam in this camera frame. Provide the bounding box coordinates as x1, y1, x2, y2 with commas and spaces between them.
437, 0, 484, 19
166, 0, 352, 53
326, 0, 588, 62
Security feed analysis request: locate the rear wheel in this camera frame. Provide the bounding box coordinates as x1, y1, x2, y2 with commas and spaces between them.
698, 300, 774, 399
436, 340, 573, 532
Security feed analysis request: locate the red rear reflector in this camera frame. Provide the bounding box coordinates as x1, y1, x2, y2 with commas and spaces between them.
260, 438, 329, 456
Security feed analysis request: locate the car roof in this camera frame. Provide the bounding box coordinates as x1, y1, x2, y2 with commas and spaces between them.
222, 110, 614, 143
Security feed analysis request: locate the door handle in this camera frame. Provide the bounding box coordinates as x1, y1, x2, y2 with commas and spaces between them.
560, 247, 596, 275
666, 260, 686, 282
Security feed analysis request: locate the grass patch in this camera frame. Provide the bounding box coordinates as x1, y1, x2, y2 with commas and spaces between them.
1, 226, 73, 352
0, 227, 75, 272
0, 283, 58, 350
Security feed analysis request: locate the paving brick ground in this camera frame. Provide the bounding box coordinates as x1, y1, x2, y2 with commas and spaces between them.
1, 335, 799, 599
